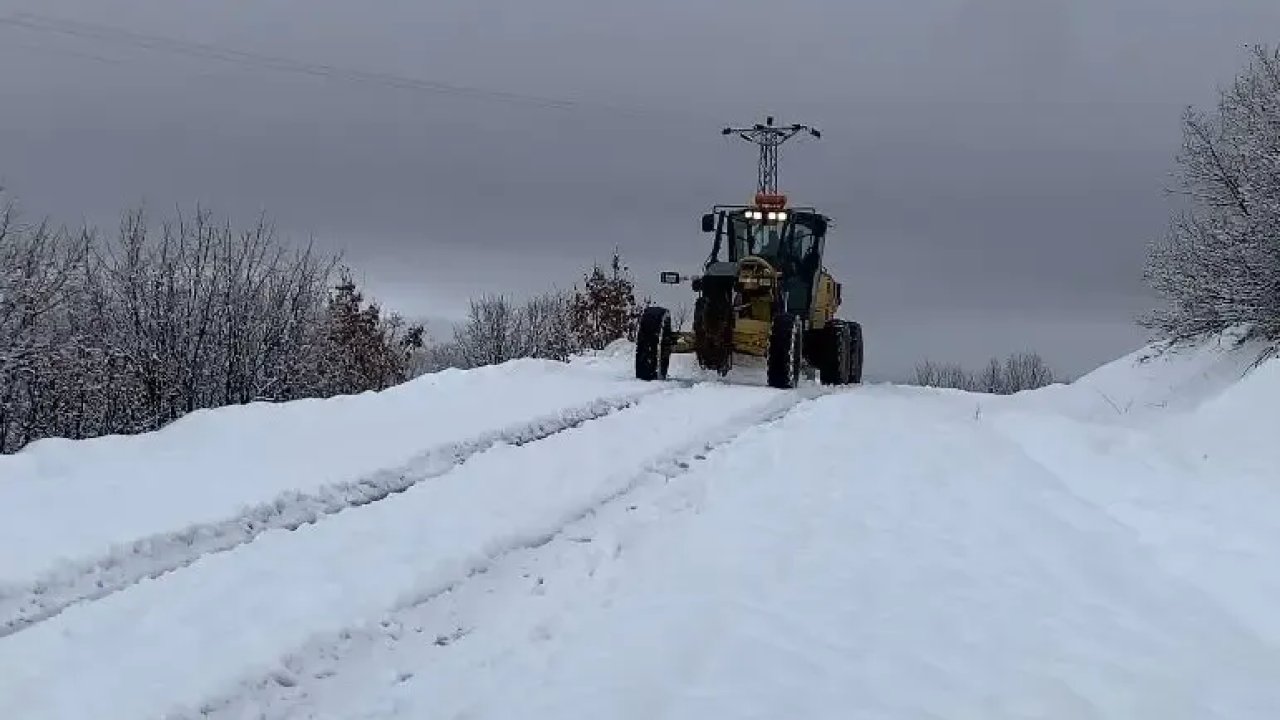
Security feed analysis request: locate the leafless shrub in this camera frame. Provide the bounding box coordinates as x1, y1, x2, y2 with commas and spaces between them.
444, 289, 581, 370
452, 294, 522, 369
913, 360, 978, 391
1001, 352, 1055, 393
517, 289, 578, 361
912, 353, 1055, 394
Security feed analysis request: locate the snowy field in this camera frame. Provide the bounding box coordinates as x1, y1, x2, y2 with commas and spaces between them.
1, 336, 1278, 719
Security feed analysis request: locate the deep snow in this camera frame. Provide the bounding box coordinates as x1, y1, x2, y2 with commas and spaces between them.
2, 336, 1278, 719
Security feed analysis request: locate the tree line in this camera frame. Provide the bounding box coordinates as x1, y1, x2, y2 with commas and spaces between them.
423, 252, 643, 372
0, 203, 417, 453
0, 198, 643, 454
910, 353, 1057, 394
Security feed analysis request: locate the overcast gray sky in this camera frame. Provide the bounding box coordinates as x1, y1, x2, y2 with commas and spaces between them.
2, 0, 1278, 380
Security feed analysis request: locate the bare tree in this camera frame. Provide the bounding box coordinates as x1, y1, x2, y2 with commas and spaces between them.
912, 353, 1054, 394
1143, 45, 1280, 352
1002, 352, 1055, 392
453, 294, 521, 369
443, 289, 580, 370
977, 357, 1006, 395
437, 250, 643, 371
417, 340, 466, 374
517, 289, 578, 361
0, 197, 95, 451
912, 360, 941, 388
90, 206, 343, 424
913, 360, 977, 391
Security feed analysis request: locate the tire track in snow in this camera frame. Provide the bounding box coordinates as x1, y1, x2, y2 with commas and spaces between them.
184, 385, 826, 720
0, 387, 674, 638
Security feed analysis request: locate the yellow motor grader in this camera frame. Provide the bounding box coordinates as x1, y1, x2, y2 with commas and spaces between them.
635, 117, 862, 389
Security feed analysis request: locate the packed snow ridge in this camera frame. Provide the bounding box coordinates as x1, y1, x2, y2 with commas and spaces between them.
2, 336, 1279, 719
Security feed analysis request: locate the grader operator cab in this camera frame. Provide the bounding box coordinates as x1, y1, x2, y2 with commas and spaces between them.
635, 116, 863, 389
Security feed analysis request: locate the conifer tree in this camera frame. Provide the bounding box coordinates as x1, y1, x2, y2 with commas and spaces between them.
570, 250, 642, 351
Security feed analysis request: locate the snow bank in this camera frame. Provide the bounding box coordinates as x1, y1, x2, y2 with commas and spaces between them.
0, 359, 653, 587
1003, 330, 1278, 477
986, 336, 1280, 649
1006, 332, 1270, 423
1167, 354, 1280, 478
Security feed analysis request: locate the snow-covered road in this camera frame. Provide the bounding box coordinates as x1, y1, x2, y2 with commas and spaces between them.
2, 340, 1278, 719
0, 380, 808, 720
200, 384, 1280, 720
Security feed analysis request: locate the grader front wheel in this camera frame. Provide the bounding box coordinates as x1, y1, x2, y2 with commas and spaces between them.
635, 306, 673, 381
767, 314, 803, 389
693, 292, 734, 375
848, 321, 864, 384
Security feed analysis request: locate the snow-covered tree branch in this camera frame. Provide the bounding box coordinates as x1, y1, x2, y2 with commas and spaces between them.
0, 197, 422, 453
1143, 45, 1280, 352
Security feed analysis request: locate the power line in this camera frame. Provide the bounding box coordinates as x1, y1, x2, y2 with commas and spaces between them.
3, 35, 126, 66
0, 11, 647, 116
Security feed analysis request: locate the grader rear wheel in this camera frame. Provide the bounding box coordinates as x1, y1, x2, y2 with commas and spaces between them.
819, 321, 852, 386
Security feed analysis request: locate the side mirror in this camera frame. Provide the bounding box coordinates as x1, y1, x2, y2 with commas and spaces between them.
814, 217, 828, 235
701, 213, 716, 233
659, 271, 682, 285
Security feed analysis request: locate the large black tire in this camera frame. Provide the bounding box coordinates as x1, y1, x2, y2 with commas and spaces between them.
848, 321, 864, 384
635, 306, 672, 381
819, 320, 852, 386
693, 293, 734, 375
767, 313, 803, 389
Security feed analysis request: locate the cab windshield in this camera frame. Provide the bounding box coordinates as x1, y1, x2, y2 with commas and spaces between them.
721, 210, 824, 280
728, 215, 790, 262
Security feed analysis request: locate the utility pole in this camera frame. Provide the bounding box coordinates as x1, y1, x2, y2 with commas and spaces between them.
721, 116, 821, 196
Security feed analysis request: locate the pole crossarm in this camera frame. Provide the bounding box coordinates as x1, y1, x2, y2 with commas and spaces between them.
721, 116, 821, 195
